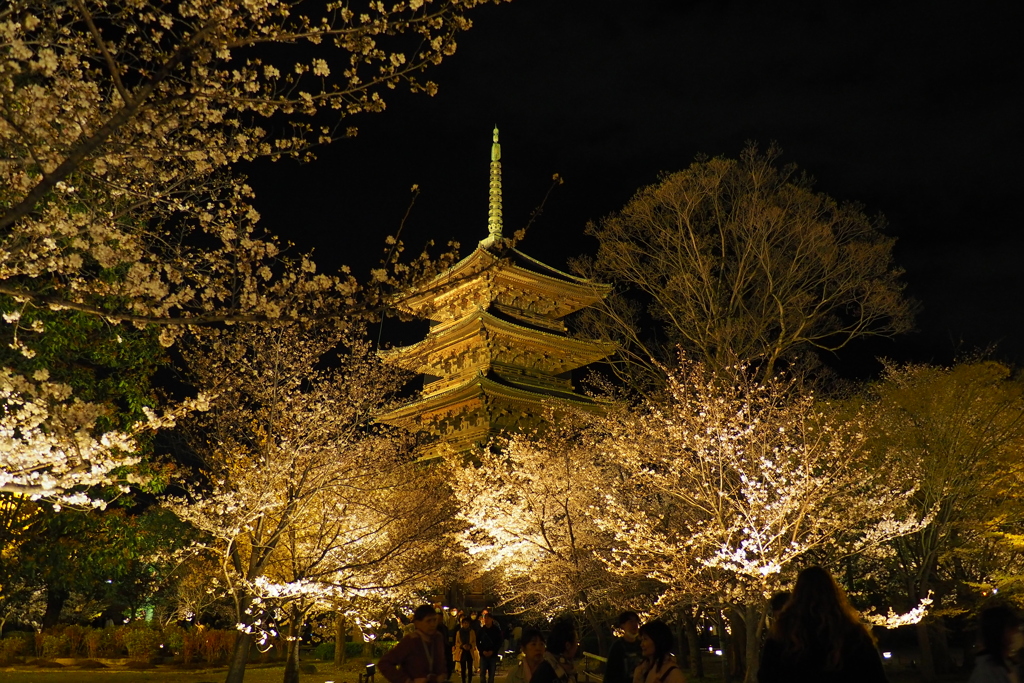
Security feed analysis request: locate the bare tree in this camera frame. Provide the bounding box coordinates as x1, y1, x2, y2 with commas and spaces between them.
573, 144, 913, 390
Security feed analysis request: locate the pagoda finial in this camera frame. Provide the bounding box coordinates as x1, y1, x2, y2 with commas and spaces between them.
480, 125, 502, 249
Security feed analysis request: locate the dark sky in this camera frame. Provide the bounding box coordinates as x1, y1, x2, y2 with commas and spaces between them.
248, 0, 1024, 372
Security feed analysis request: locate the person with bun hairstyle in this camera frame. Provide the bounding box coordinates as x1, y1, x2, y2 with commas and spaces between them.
632, 620, 685, 683
758, 566, 888, 682
380, 605, 449, 683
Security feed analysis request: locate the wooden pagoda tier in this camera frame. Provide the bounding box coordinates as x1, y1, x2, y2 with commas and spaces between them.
395, 245, 612, 327
377, 129, 615, 458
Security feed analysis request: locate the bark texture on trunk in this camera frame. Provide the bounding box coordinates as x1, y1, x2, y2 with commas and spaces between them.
335, 613, 347, 667
42, 586, 69, 629
283, 632, 301, 683
717, 610, 731, 683
672, 617, 688, 670
916, 618, 936, 683
726, 607, 746, 679
584, 605, 609, 657
682, 608, 704, 680
741, 604, 764, 683
932, 616, 952, 674
225, 631, 253, 683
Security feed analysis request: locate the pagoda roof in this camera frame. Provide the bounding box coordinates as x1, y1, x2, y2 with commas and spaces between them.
379, 307, 616, 375
376, 371, 607, 431
394, 245, 612, 320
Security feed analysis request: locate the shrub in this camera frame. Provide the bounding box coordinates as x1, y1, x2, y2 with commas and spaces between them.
314, 641, 335, 661
197, 628, 235, 664
64, 625, 86, 657
182, 628, 203, 665
122, 625, 161, 662
0, 634, 28, 664
200, 629, 219, 664
217, 629, 236, 662
162, 624, 185, 658
84, 629, 103, 659
41, 633, 69, 659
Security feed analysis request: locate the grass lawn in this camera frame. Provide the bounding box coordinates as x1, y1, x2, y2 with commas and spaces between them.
0, 659, 973, 683
0, 662, 354, 683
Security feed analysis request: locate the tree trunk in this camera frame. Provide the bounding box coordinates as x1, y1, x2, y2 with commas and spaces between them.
931, 616, 952, 674
584, 605, 609, 656
916, 618, 936, 683
335, 613, 347, 668
283, 627, 301, 683
672, 614, 688, 670
42, 586, 68, 629
741, 604, 764, 683
225, 631, 253, 683
716, 609, 731, 683
682, 607, 704, 680
726, 607, 746, 679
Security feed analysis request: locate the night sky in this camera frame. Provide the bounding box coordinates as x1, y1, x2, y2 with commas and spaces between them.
247, 0, 1023, 374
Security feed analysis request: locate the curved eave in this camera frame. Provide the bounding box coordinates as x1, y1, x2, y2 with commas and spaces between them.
395, 246, 611, 318
378, 309, 617, 373
376, 373, 607, 429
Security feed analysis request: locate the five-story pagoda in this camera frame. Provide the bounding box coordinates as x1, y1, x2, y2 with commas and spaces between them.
378, 128, 616, 458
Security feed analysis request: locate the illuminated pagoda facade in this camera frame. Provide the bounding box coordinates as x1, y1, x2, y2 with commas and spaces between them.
378, 128, 616, 458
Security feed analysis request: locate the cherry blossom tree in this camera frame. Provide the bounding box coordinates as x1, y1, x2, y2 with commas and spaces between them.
453, 418, 648, 654
0, 0, 503, 503
516, 362, 923, 683
168, 320, 456, 683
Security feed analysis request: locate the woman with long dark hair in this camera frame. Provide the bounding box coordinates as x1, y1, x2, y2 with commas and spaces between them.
758, 566, 887, 682
968, 604, 1023, 682
632, 621, 685, 683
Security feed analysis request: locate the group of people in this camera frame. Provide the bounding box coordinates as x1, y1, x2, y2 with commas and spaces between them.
379, 605, 510, 683
379, 567, 1024, 683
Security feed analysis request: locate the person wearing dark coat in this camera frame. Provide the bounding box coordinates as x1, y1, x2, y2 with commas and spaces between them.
968, 604, 1023, 683
477, 612, 504, 683
758, 566, 888, 683
532, 620, 579, 683
604, 611, 643, 683
380, 605, 449, 683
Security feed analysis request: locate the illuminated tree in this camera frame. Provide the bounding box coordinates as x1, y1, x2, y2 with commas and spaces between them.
454, 417, 644, 653
169, 320, 455, 683
856, 361, 1024, 682
0, 0, 504, 503
572, 144, 913, 391
257, 459, 457, 683
590, 361, 926, 683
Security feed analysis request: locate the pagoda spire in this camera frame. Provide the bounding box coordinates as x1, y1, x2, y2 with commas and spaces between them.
480, 126, 502, 248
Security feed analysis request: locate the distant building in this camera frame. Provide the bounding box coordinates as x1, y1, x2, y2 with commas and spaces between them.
378, 128, 616, 459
